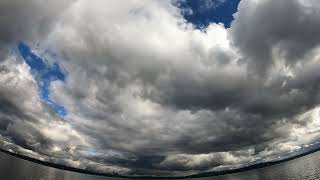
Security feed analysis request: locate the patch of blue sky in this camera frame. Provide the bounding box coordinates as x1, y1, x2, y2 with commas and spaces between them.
177, 0, 241, 28
17, 42, 67, 118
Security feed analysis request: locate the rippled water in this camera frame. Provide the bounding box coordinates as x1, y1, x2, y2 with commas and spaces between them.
1, 151, 320, 180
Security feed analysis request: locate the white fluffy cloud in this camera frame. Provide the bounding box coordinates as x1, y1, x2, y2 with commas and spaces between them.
1, 0, 320, 177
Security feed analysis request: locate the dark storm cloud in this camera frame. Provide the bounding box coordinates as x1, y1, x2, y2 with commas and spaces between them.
0, 90, 52, 153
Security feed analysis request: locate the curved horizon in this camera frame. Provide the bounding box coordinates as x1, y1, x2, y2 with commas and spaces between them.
1, 144, 320, 179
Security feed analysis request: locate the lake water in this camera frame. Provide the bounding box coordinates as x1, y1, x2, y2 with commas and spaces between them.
1, 150, 320, 180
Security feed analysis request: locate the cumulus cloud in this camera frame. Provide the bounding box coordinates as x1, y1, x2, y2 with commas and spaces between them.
0, 0, 73, 54
231, 0, 320, 76
0, 55, 87, 154
1, 0, 320, 177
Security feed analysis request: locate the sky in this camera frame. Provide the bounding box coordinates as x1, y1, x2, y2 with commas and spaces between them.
14, 0, 239, 118
177, 0, 241, 28
17, 42, 67, 117
1, 0, 320, 177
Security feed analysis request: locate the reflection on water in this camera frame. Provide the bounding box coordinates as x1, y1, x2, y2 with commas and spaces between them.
1, 150, 320, 180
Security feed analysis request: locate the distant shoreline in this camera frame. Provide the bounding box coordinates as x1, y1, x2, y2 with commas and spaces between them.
1, 147, 320, 179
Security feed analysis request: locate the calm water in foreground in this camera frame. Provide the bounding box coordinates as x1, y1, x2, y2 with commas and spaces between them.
1, 151, 320, 180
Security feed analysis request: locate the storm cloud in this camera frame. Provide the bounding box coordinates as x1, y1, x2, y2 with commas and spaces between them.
1, 0, 320, 177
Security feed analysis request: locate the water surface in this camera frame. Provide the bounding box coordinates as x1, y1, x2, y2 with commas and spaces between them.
1, 151, 320, 180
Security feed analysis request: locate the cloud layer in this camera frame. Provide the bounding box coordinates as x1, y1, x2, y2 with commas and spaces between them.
1, 0, 320, 177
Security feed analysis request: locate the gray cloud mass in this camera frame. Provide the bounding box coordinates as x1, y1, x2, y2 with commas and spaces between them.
1, 0, 320, 177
